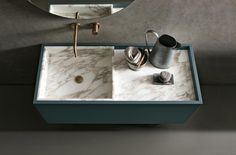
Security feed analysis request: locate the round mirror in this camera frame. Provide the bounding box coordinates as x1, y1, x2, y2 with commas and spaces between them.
28, 0, 134, 20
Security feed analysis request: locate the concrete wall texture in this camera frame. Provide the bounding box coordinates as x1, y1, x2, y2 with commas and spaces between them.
0, 0, 236, 154
1, 0, 236, 85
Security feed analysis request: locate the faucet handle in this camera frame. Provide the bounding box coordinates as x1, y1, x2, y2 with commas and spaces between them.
92, 22, 100, 35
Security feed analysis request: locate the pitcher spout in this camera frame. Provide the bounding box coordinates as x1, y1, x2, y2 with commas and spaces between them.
174, 42, 182, 49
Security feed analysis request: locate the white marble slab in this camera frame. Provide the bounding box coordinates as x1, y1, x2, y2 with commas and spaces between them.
37, 46, 114, 100
37, 46, 196, 102
112, 50, 196, 101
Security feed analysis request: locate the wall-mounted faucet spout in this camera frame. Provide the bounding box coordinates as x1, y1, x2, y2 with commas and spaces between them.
73, 12, 80, 57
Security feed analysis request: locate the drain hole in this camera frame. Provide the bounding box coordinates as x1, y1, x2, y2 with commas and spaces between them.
75, 75, 84, 84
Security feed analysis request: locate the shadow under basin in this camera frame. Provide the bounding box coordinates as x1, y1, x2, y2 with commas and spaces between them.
0, 85, 236, 131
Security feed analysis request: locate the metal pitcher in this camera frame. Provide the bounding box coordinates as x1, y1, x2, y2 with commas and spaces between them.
145, 30, 181, 69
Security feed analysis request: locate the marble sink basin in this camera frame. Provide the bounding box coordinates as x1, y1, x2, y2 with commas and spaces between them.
37, 46, 113, 100
34, 44, 202, 124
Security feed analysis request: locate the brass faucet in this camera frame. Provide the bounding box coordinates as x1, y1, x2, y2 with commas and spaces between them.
73, 12, 101, 58
73, 12, 80, 57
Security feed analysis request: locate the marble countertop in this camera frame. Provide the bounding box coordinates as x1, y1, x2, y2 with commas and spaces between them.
112, 49, 196, 101
37, 46, 196, 101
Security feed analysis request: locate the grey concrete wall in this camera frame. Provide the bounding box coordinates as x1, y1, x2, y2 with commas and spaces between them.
0, 0, 236, 85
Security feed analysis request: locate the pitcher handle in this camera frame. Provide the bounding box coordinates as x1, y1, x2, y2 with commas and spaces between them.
145, 30, 159, 54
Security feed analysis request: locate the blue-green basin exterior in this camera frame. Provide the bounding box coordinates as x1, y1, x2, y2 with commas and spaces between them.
33, 43, 203, 124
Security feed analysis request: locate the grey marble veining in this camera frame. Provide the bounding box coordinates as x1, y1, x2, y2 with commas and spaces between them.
37, 46, 196, 101
37, 46, 114, 100
113, 49, 196, 101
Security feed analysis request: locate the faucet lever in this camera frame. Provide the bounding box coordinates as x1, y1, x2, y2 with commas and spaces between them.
92, 22, 100, 35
